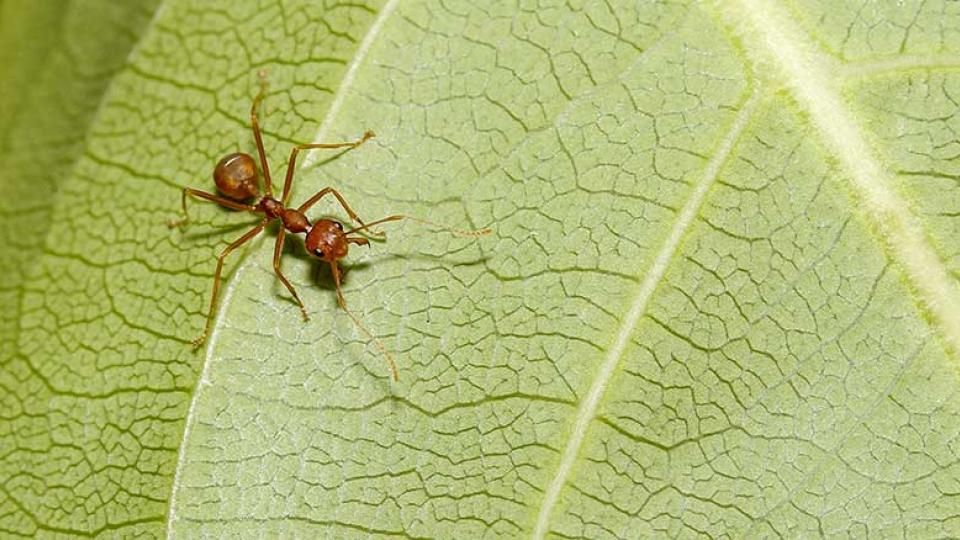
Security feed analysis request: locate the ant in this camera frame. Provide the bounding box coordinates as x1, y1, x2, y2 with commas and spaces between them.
169, 73, 490, 380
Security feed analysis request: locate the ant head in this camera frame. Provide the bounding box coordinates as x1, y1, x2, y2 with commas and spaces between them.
304, 219, 348, 262
213, 153, 260, 200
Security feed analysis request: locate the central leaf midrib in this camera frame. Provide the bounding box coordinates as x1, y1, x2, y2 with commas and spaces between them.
728, 0, 960, 356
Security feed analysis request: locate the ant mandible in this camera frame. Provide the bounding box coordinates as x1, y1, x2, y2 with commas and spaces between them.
170, 73, 490, 380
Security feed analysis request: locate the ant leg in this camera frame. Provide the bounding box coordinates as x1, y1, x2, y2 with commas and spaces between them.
272, 230, 309, 320
297, 187, 382, 236
250, 70, 274, 197
281, 131, 375, 204
329, 262, 398, 381
329, 262, 349, 310
192, 220, 267, 348
168, 188, 259, 228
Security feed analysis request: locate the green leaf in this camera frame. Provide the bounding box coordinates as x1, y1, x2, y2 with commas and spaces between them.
2, 0, 960, 538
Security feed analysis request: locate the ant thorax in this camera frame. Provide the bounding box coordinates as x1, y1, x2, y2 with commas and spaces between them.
281, 208, 310, 234
256, 197, 310, 234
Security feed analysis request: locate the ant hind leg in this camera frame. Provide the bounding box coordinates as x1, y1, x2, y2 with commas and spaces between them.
168, 188, 259, 229
191, 220, 267, 348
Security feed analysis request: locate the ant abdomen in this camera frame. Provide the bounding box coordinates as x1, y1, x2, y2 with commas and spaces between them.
213, 152, 260, 200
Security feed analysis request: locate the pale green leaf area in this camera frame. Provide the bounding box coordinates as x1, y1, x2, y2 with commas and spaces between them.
1, 0, 959, 538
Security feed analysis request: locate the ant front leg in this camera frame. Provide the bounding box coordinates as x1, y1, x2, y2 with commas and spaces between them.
272, 230, 310, 321
192, 220, 267, 348
168, 188, 259, 228
297, 187, 383, 236
280, 131, 375, 204
329, 261, 349, 312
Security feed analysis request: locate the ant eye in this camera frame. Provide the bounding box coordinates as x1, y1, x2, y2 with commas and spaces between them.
333, 222, 343, 230
314, 248, 325, 258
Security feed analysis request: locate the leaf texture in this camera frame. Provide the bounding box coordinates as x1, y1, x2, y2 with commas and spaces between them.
1, 1, 959, 538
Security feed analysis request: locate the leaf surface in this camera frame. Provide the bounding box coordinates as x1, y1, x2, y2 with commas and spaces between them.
2, 1, 960, 538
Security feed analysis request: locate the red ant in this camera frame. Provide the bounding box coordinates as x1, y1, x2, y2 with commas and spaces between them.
170, 74, 490, 380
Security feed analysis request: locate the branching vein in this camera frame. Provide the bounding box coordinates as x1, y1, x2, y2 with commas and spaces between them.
532, 90, 760, 539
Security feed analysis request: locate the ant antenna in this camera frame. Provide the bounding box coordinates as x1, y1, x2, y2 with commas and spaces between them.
333, 215, 489, 381
330, 262, 399, 381
345, 305, 399, 381
346, 215, 492, 237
